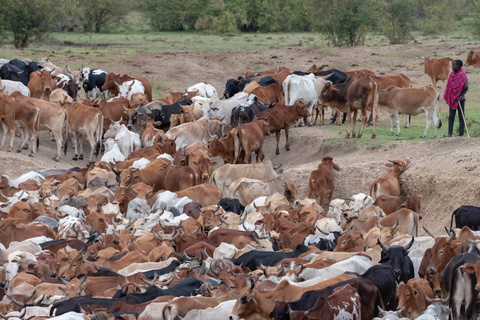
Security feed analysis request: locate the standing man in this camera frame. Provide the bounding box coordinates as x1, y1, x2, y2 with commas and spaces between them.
443, 60, 468, 137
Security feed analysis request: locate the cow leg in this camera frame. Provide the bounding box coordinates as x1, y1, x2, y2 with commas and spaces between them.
28, 128, 36, 157
72, 131, 79, 161
87, 132, 97, 165
389, 112, 395, 135
404, 115, 411, 128
275, 131, 280, 155
0, 122, 7, 151
421, 111, 431, 138
358, 110, 368, 139
395, 110, 400, 136
351, 109, 358, 138
79, 134, 85, 161
285, 126, 290, 151
346, 109, 351, 138
17, 126, 27, 152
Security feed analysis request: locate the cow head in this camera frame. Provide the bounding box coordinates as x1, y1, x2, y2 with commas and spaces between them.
223, 78, 241, 99
400, 194, 422, 218
295, 101, 311, 118
284, 182, 299, 205
65, 80, 79, 101
193, 157, 217, 183
230, 277, 257, 320
333, 230, 365, 252
425, 228, 459, 274
378, 236, 414, 282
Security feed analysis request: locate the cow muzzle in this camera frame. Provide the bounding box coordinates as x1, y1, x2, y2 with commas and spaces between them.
127, 124, 133, 130
45, 87, 51, 92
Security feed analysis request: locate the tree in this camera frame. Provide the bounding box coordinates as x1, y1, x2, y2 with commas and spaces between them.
310, 0, 379, 47
0, 0, 57, 48
382, 0, 418, 44
79, 0, 133, 32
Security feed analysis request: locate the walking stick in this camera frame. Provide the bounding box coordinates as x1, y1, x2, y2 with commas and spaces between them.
458, 100, 470, 138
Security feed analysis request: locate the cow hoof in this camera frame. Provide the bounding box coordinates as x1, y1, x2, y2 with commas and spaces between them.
86, 162, 93, 167
396, 133, 400, 136
404, 125, 409, 129
420, 135, 426, 138
371, 135, 376, 139
276, 150, 280, 155
432, 135, 436, 139
17, 149, 21, 153
53, 158, 59, 162
51, 138, 55, 142
23, 145, 29, 150
72, 156, 78, 161
28, 154, 34, 158
389, 132, 393, 136
79, 155, 84, 160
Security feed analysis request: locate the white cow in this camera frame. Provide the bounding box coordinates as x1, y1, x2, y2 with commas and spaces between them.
299, 255, 374, 281
1, 79, 30, 96
165, 117, 226, 150
187, 82, 218, 98
101, 139, 125, 163
283, 74, 331, 125
116, 80, 145, 100
103, 121, 141, 158
201, 92, 250, 121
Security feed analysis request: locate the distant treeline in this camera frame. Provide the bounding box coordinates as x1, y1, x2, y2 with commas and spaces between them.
0, 0, 476, 48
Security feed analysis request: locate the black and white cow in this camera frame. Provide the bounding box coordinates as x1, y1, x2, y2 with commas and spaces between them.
81, 67, 107, 99
150, 98, 193, 131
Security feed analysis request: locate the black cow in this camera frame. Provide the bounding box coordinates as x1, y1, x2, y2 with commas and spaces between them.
450, 205, 480, 230
150, 98, 192, 131
231, 100, 270, 127
271, 277, 379, 320
443, 252, 478, 320
361, 264, 397, 312
142, 259, 181, 279
0, 58, 37, 86
82, 69, 107, 99
50, 296, 123, 316
223, 76, 279, 99
293, 69, 348, 85
112, 276, 203, 303
234, 244, 309, 271
378, 236, 414, 284
217, 198, 245, 215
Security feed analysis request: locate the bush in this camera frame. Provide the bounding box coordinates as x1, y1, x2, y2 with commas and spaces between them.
194, 15, 217, 32
215, 11, 239, 34
382, 0, 418, 44
311, 0, 380, 47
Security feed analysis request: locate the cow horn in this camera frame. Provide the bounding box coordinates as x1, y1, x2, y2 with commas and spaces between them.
253, 232, 259, 243
344, 197, 354, 201
69, 187, 76, 196
130, 228, 136, 238
444, 227, 452, 237
163, 274, 175, 285
125, 218, 132, 229
26, 289, 36, 301
121, 104, 127, 111
111, 217, 117, 228
277, 262, 285, 276
54, 212, 60, 221
239, 212, 247, 225
112, 167, 122, 176
113, 229, 120, 237
192, 227, 200, 234
142, 277, 155, 287
197, 204, 203, 213
0, 190, 7, 199
392, 218, 399, 230
152, 229, 162, 241
4, 289, 26, 307
220, 215, 229, 226
203, 248, 212, 260
340, 224, 353, 234
131, 188, 138, 195
441, 293, 450, 304
146, 184, 155, 195
377, 238, 389, 252
316, 226, 329, 235
423, 226, 436, 239
310, 213, 319, 228
72, 223, 78, 235
376, 218, 383, 229
183, 250, 193, 261
403, 236, 414, 251
425, 292, 433, 303
79, 273, 88, 286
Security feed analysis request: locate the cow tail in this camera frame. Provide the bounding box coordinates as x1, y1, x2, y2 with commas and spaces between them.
235, 128, 242, 164
95, 113, 104, 157
35, 108, 40, 151
369, 182, 377, 199
435, 93, 442, 129
64, 116, 69, 156
450, 208, 457, 230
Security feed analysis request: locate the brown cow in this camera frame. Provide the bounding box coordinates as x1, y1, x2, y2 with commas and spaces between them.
0, 92, 15, 152
11, 93, 40, 156
27, 69, 56, 101
344, 77, 378, 139
233, 119, 269, 164
176, 184, 222, 207
249, 83, 285, 105
208, 129, 237, 164
423, 57, 453, 88
256, 101, 311, 155
344, 69, 376, 78
465, 50, 480, 69
308, 156, 340, 205
141, 118, 166, 147
63, 101, 104, 165
126, 140, 176, 159
12, 93, 66, 161
102, 73, 152, 102
397, 278, 435, 319
369, 158, 411, 200
373, 194, 422, 217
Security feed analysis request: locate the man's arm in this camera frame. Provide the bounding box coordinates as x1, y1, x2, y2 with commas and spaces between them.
457, 78, 469, 100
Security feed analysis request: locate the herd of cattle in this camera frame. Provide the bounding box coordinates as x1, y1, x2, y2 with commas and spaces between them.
0, 50, 480, 320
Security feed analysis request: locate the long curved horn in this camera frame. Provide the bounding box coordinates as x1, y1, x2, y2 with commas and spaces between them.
79, 273, 88, 286
153, 229, 162, 241
441, 293, 450, 304
444, 226, 452, 237
376, 218, 383, 229
163, 274, 175, 285
203, 248, 212, 260
219, 215, 229, 226
125, 218, 132, 229
316, 226, 329, 236
277, 262, 285, 276
310, 213, 319, 228
423, 226, 436, 239
392, 218, 399, 230
69, 187, 76, 197
425, 292, 433, 303
192, 227, 200, 235
377, 238, 389, 252
403, 236, 414, 251
253, 232, 259, 243
111, 217, 117, 229
340, 224, 353, 234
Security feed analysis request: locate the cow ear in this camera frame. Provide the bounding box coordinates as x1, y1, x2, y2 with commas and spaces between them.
209, 161, 217, 166
465, 265, 475, 274
413, 289, 418, 296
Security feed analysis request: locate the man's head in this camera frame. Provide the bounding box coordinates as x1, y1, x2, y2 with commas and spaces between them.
452, 60, 463, 73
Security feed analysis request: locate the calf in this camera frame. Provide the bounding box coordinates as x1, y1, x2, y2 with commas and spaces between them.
27, 69, 56, 101
397, 278, 434, 319
465, 50, 480, 69
233, 119, 269, 164
255, 101, 311, 155
0, 92, 15, 152
308, 156, 340, 206
369, 158, 410, 200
